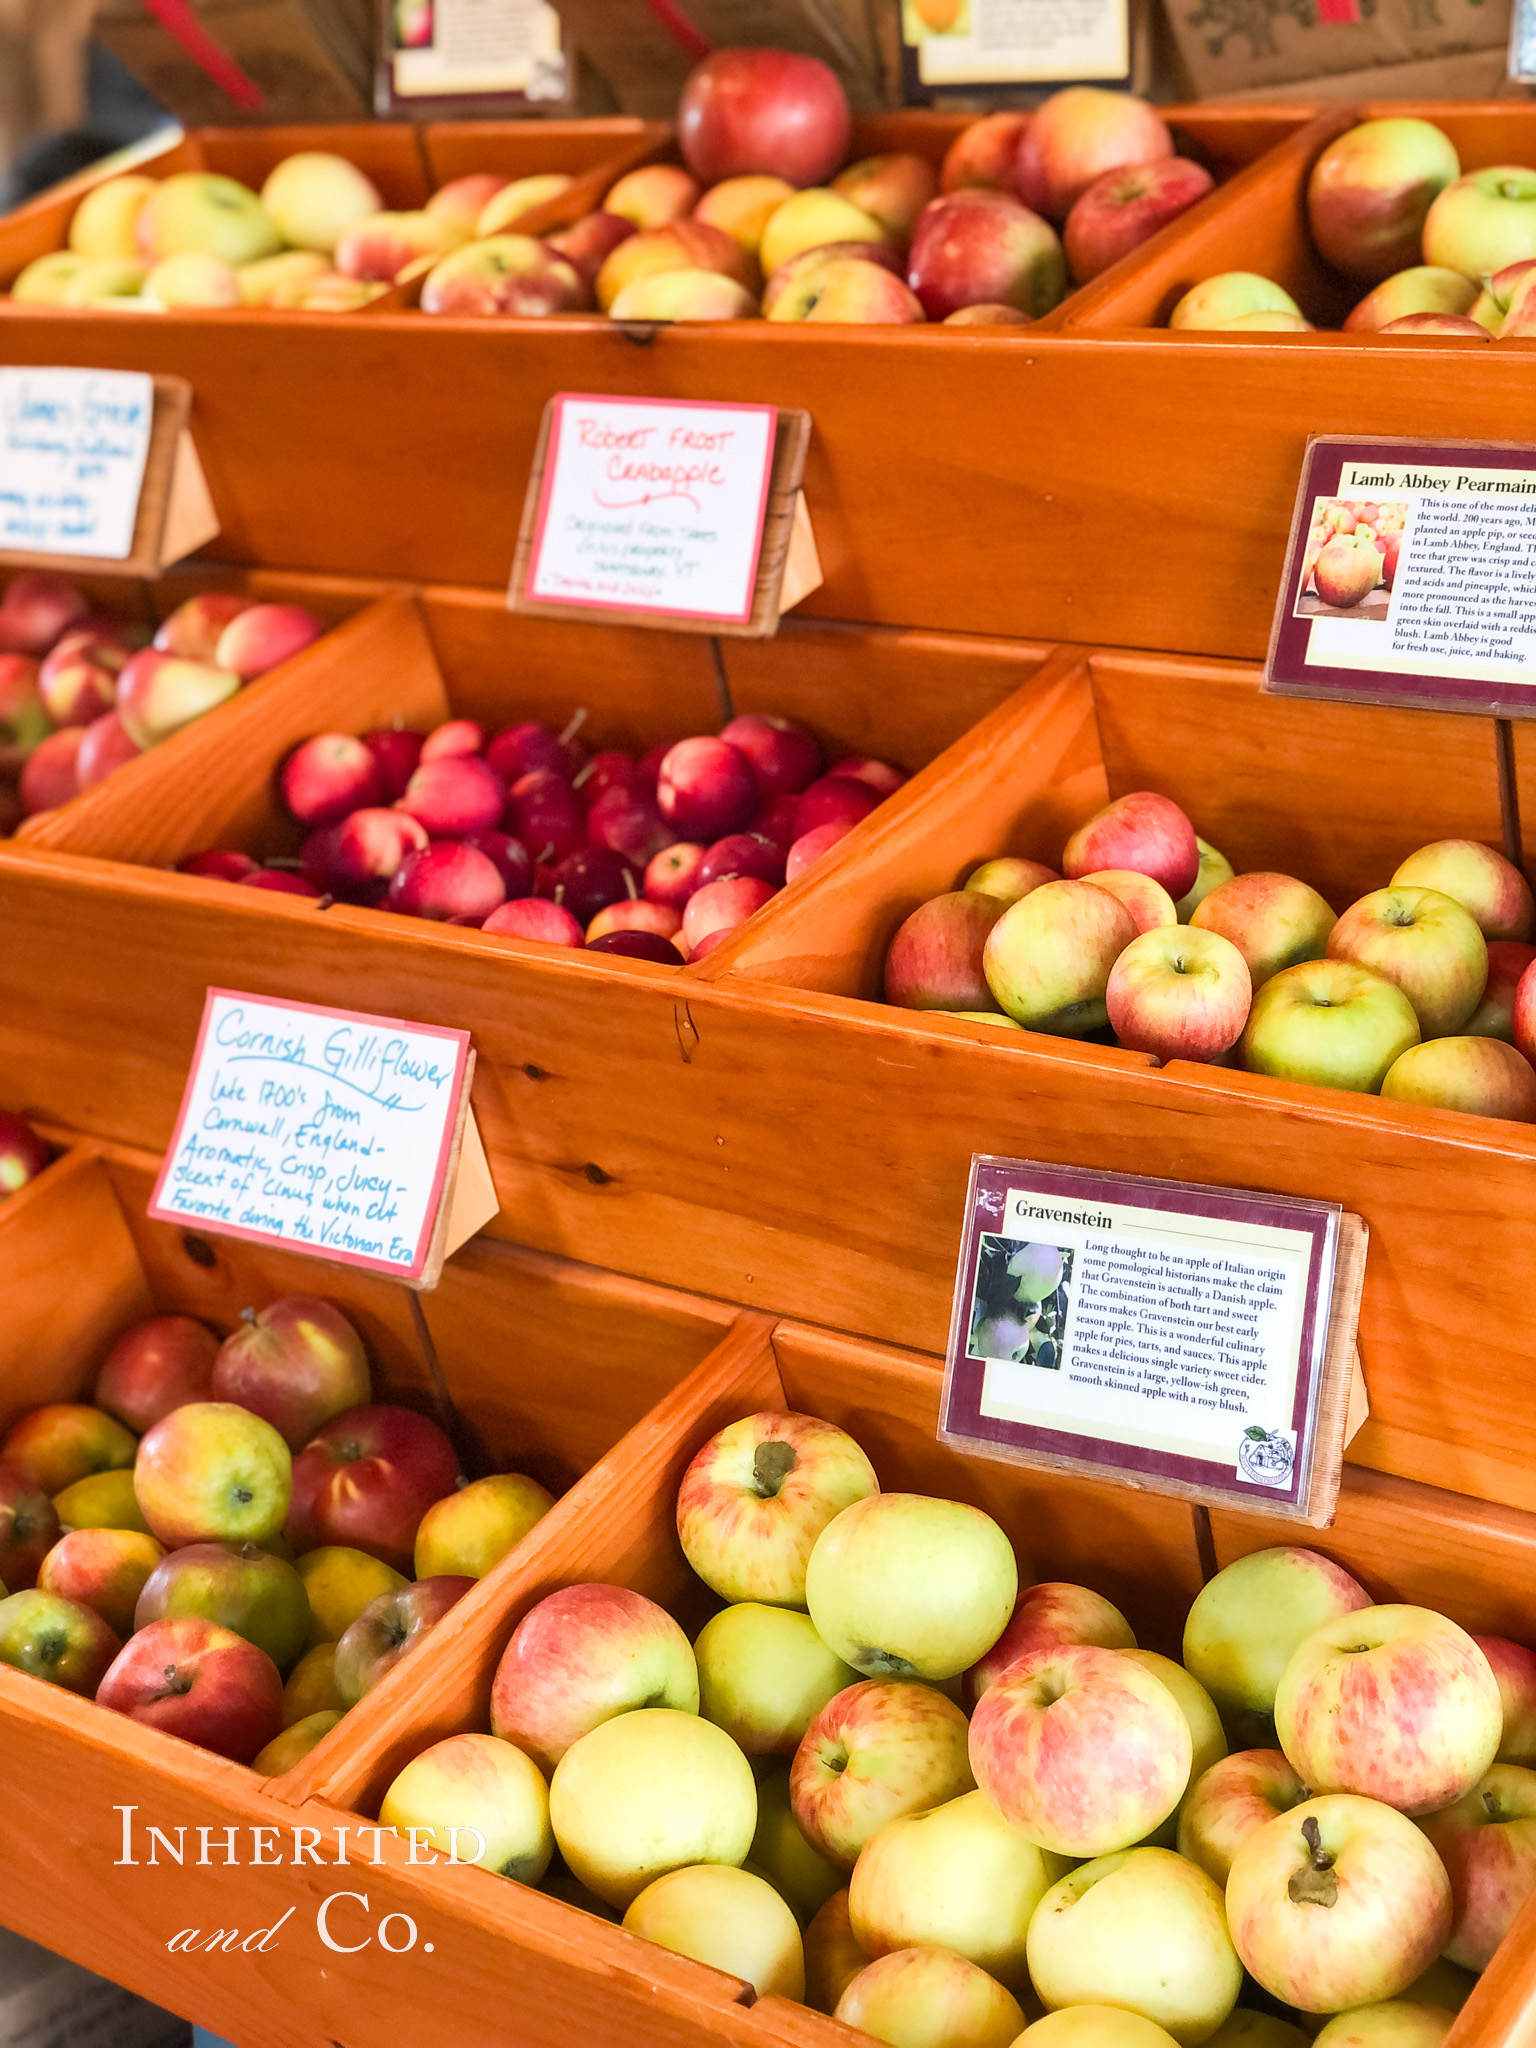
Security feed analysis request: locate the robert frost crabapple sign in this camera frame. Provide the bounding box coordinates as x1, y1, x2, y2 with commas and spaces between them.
149, 991, 473, 1285
520, 394, 778, 624
940, 1157, 1352, 1523
0, 366, 153, 560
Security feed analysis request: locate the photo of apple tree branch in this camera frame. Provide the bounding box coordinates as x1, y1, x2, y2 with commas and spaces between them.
966, 1236, 1074, 1370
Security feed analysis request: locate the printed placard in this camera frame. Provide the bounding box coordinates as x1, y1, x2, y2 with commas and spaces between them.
520, 394, 778, 625
940, 1157, 1348, 1520
1267, 435, 1536, 717
901, 0, 1130, 87
149, 990, 472, 1284
0, 367, 153, 560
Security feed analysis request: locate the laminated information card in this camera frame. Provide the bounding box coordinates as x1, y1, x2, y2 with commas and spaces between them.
0, 367, 153, 560
1267, 435, 1536, 718
940, 1157, 1365, 1525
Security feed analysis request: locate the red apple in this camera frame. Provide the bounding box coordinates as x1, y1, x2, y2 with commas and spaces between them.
178, 848, 259, 881
720, 711, 822, 796
0, 1462, 61, 1589
420, 717, 485, 762
362, 726, 423, 800
885, 891, 1006, 1011
1190, 871, 1337, 990
832, 153, 939, 244
1016, 88, 1174, 224
75, 710, 143, 788
1063, 792, 1200, 899
493, 1584, 700, 1773
682, 874, 776, 950
304, 806, 427, 901
657, 736, 759, 840
211, 1296, 371, 1452
280, 732, 383, 826
95, 1314, 219, 1432
116, 650, 239, 748
333, 1573, 472, 1704
154, 592, 252, 660
574, 751, 643, 807
587, 783, 672, 866
787, 821, 855, 881
698, 831, 786, 890
37, 1526, 163, 1640
645, 841, 708, 908
587, 930, 684, 963
678, 48, 851, 188
966, 1581, 1136, 1707
587, 898, 683, 943
546, 845, 641, 925
0, 652, 47, 751
387, 842, 506, 924
482, 897, 585, 946
547, 211, 637, 287
752, 792, 804, 850
0, 1109, 49, 1198
908, 190, 1066, 320
941, 112, 1032, 195
0, 572, 88, 654
19, 726, 85, 814
458, 828, 532, 897
397, 755, 505, 837
508, 768, 586, 863
794, 774, 879, 840
487, 720, 585, 782
241, 870, 322, 898
0, 1587, 119, 1695
829, 755, 906, 798
286, 1404, 460, 1572
1468, 939, 1536, 1039
97, 1615, 283, 1761
1064, 156, 1214, 284
1381, 312, 1490, 336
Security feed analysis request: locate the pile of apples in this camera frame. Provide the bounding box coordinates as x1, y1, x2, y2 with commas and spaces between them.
0, 1109, 47, 1201
183, 708, 903, 959
1300, 496, 1405, 612
0, 571, 324, 828
1167, 115, 1536, 339
361, 1404, 1536, 2047
419, 56, 1217, 326
0, 1298, 553, 1768
884, 789, 1536, 1123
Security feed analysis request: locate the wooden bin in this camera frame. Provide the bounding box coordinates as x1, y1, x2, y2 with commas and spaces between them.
0, 1132, 793, 2048
255, 1313, 1536, 2048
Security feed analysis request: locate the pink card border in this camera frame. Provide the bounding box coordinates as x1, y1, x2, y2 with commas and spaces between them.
147, 988, 472, 1284
526, 392, 779, 626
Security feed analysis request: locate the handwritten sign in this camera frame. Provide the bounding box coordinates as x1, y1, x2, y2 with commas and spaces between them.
149, 991, 473, 1284
940, 1157, 1363, 1525
1268, 435, 1536, 718
521, 394, 779, 625
0, 368, 154, 560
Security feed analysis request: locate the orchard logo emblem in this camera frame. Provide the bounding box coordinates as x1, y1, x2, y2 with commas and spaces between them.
1238, 1425, 1295, 1488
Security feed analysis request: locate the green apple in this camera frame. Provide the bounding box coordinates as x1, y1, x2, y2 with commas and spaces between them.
138, 173, 281, 265
1239, 959, 1421, 1095
1424, 167, 1536, 283
1176, 838, 1235, 922
1328, 887, 1487, 1037
0, 1587, 119, 1694
749, 1760, 844, 1923
805, 1493, 1017, 1681
1122, 1649, 1226, 1842
696, 1602, 858, 1753
1381, 1036, 1536, 1121
1169, 274, 1300, 329
133, 1540, 309, 1673
1183, 1546, 1370, 1732
983, 879, 1139, 1035
381, 1731, 553, 1881
625, 1864, 805, 2000
966, 856, 1059, 908
1028, 1846, 1241, 2046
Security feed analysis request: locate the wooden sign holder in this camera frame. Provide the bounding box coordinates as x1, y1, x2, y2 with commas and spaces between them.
0, 373, 219, 579
507, 401, 822, 639
413, 1053, 500, 1293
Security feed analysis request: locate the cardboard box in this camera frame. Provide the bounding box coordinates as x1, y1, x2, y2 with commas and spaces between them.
94, 0, 373, 125
1161, 0, 1511, 100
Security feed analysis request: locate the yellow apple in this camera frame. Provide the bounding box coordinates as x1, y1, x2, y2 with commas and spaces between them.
69, 175, 158, 259
624, 1864, 804, 1998
476, 175, 575, 235
281, 1641, 344, 1725
694, 174, 797, 256
260, 152, 382, 252
413, 1472, 555, 1579
760, 189, 890, 279
144, 253, 241, 308
295, 1545, 408, 1649
1169, 274, 1301, 330
837, 1946, 1025, 2047
252, 1709, 342, 1775
237, 249, 330, 306
381, 1731, 553, 1881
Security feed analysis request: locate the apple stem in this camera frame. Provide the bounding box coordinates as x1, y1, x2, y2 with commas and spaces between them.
751, 1440, 796, 1497
624, 869, 638, 900
241, 1306, 257, 1324
572, 760, 596, 790
559, 707, 588, 746
1286, 1815, 1340, 1908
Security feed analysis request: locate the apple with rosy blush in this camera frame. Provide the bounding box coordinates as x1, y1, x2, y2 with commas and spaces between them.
1015, 88, 1174, 223
210, 1296, 371, 1452
837, 1948, 1023, 2048
791, 1678, 975, 1869
214, 604, 322, 681
942, 111, 1032, 194
1065, 157, 1214, 283
1381, 1036, 1536, 1120
287, 1403, 459, 1572
1081, 868, 1177, 932
97, 1615, 282, 1761
1391, 839, 1534, 942
966, 1580, 1135, 1707
2, 1404, 136, 1497
388, 842, 506, 924
1190, 873, 1336, 990
1328, 886, 1487, 1037
885, 891, 1005, 1011
966, 856, 1058, 907
908, 190, 1066, 320
333, 1573, 472, 1704
603, 165, 700, 231
1419, 1762, 1536, 1969
1478, 1635, 1536, 1763
786, 821, 855, 880
37, 1526, 163, 1640
482, 898, 584, 946
984, 878, 1139, 1034
1178, 1748, 1308, 1887
677, 48, 851, 189
1183, 1545, 1370, 1732
1309, 119, 1461, 282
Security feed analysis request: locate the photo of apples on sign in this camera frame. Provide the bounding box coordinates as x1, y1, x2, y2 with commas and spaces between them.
1295, 495, 1408, 620
966, 1236, 1074, 1372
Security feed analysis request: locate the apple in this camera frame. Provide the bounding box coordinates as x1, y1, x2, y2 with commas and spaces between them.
1064, 792, 1199, 898
1107, 925, 1251, 1063
482, 898, 585, 946
70, 174, 158, 258
677, 1410, 878, 1607
944, 302, 1033, 326
908, 191, 1066, 321
595, 221, 750, 314
966, 856, 1058, 907
678, 48, 851, 189
334, 1574, 472, 1704
154, 591, 252, 660
0, 1111, 49, 1199
1418, 1761, 1536, 1970
1312, 2008, 1455, 2048
695, 1601, 858, 1754
983, 878, 1139, 1035
1424, 167, 1536, 284
1313, 533, 1384, 609
287, 1404, 459, 1572
2, 1404, 136, 1497
13, 252, 98, 302
116, 651, 239, 749
305, 807, 428, 902
806, 1493, 1016, 1683
1065, 158, 1214, 284
1241, 960, 1421, 1095
794, 773, 881, 839
1170, 274, 1302, 329
787, 820, 857, 880
1344, 267, 1479, 331
1276, 1604, 1501, 1814
280, 733, 382, 826
970, 1643, 1191, 1855
1028, 1847, 1240, 2045
695, 832, 786, 892
603, 165, 701, 232
942, 112, 1032, 195
0, 1587, 119, 1694
716, 712, 819, 799
489, 719, 587, 782
765, 255, 924, 324
1016, 89, 1173, 224
546, 845, 642, 926
792, 1679, 975, 1869
695, 174, 798, 256
1024, 2015, 1185, 2048
379, 1729, 553, 1879
1382, 313, 1489, 336
1477, 1634, 1536, 1762
1178, 1749, 1308, 1886
1328, 887, 1487, 1037
1404, 1959, 1477, 2013
545, 210, 635, 287
760, 188, 890, 279
967, 1581, 1135, 1707
134, 1403, 291, 1552
831, 155, 937, 246
38, 635, 120, 727
1226, 1795, 1453, 2011
549, 1706, 757, 1908
134, 1539, 308, 1672
214, 603, 323, 680
52, 1469, 151, 1536
294, 1544, 407, 1648
1473, 255, 1536, 332
413, 1471, 554, 1579
761, 237, 900, 309
97, 1615, 282, 1760
282, 1642, 343, 1724
850, 1786, 1064, 1989
1308, 120, 1461, 283
18, 727, 85, 814
625, 1865, 804, 1999
0, 1465, 61, 1588
1392, 839, 1533, 942
210, 1296, 370, 1453
653, 735, 756, 839
335, 209, 459, 282
76, 711, 143, 789
254, 1708, 343, 1775
750, 1758, 844, 1921
234, 250, 338, 305
806, 1889, 867, 2013
261, 152, 383, 254
37, 1526, 163, 1638
0, 653, 48, 752
1190, 873, 1337, 989
608, 268, 757, 321
1121, 1650, 1227, 1809
138, 173, 281, 264
836, 1946, 1025, 2047
885, 892, 1006, 1011
1183, 1549, 1370, 1733
474, 174, 574, 235
508, 768, 585, 863
241, 871, 321, 898
421, 235, 585, 316
144, 252, 242, 307
0, 571, 87, 653
1381, 1035, 1536, 1119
